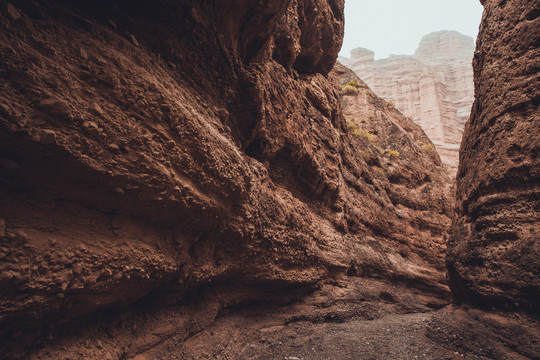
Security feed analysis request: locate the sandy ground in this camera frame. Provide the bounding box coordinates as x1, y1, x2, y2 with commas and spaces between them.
144, 310, 485, 360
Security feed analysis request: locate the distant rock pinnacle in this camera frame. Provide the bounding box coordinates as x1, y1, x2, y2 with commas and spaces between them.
341, 30, 475, 175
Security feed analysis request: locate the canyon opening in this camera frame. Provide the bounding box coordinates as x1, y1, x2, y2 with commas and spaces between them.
0, 0, 538, 359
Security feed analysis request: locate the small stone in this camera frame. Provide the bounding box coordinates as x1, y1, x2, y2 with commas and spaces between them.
114, 187, 124, 195
79, 48, 88, 60
88, 102, 103, 116
113, 272, 123, 280
40, 129, 57, 144
97, 340, 103, 349
107, 143, 120, 152
130, 34, 139, 47
6, 3, 21, 21
0, 159, 21, 170
82, 120, 99, 135
72, 263, 82, 274
31, 135, 41, 142
166, 140, 176, 149
36, 97, 70, 119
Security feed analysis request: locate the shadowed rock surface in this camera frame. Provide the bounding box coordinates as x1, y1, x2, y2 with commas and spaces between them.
0, 0, 538, 359
0, 0, 455, 358
447, 0, 539, 317
428, 0, 540, 358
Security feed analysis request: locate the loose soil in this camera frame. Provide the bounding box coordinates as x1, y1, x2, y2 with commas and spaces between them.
146, 309, 485, 360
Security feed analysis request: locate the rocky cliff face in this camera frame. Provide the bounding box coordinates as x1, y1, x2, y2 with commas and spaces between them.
0, 1, 453, 358
447, 0, 539, 315
427, 1, 540, 358
341, 31, 475, 175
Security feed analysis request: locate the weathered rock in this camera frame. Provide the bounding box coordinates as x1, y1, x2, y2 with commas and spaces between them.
36, 97, 71, 120
107, 143, 120, 152
332, 63, 453, 277
447, 0, 540, 314
88, 102, 104, 116
40, 129, 57, 144
427, 1, 540, 358
341, 31, 475, 175
0, 0, 449, 359
82, 120, 99, 134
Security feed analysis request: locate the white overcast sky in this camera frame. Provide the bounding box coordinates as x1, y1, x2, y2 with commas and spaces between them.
340, 0, 484, 59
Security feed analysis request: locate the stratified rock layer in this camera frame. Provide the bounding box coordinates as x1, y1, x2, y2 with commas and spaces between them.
447, 0, 540, 313
342, 31, 475, 175
0, 1, 452, 358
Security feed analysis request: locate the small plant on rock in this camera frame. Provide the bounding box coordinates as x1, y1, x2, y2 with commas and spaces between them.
347, 119, 361, 136
384, 149, 400, 159
416, 140, 434, 152
360, 129, 377, 142
341, 84, 358, 95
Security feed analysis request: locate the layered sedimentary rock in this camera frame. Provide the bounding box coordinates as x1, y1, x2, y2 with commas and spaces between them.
447, 0, 539, 315
428, 1, 540, 359
0, 1, 453, 358
341, 31, 475, 175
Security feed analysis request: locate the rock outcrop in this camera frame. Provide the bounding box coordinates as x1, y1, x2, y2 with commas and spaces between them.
447, 0, 539, 315
428, 1, 540, 358
341, 31, 475, 175
0, 1, 453, 358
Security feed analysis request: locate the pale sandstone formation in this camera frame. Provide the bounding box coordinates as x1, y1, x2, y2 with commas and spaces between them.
341, 31, 475, 175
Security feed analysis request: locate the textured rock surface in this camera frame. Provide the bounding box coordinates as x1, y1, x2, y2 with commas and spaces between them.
0, 1, 453, 358
341, 31, 475, 175
428, 1, 540, 359
447, 0, 540, 314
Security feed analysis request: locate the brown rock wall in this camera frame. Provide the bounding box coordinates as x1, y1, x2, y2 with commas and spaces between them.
447, 0, 540, 313
0, 0, 451, 358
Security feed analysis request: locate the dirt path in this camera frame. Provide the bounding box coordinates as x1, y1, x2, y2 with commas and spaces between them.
145, 311, 484, 360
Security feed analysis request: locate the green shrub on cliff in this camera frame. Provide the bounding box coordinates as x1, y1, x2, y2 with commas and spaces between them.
384, 149, 400, 159
341, 84, 358, 95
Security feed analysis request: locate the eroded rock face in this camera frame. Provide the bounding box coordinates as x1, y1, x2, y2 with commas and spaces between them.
341, 31, 475, 175
447, 0, 540, 314
0, 0, 452, 358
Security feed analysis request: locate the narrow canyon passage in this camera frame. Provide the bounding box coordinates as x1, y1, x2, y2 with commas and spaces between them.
0, 0, 538, 359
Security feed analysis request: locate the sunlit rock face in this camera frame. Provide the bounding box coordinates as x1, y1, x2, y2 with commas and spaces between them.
341, 31, 475, 175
